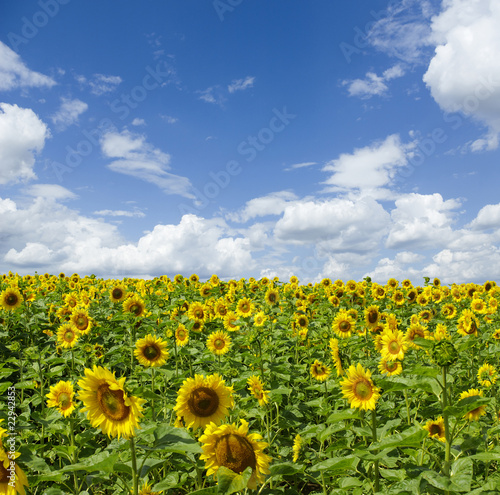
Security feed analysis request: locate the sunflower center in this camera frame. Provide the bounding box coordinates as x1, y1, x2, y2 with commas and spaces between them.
64, 330, 75, 342
385, 362, 398, 372
429, 424, 442, 436
144, 345, 160, 360
388, 340, 400, 354
339, 321, 351, 332
354, 379, 373, 400
97, 384, 130, 421
240, 304, 250, 313
465, 323, 477, 335
214, 433, 257, 474
112, 288, 123, 300
298, 318, 307, 327
6, 294, 19, 306
268, 294, 277, 303
194, 309, 204, 319
188, 387, 220, 417
214, 338, 225, 350
75, 316, 89, 330
177, 329, 187, 340
0, 463, 9, 483
368, 312, 378, 324
130, 304, 141, 315
58, 392, 71, 408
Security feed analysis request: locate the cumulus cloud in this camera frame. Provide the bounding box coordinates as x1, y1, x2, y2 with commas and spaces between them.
0, 103, 49, 185
101, 130, 194, 198
50, 97, 88, 130
467, 203, 500, 230
0, 41, 56, 90
423, 0, 500, 151
343, 64, 405, 99
24, 184, 77, 201
322, 134, 413, 199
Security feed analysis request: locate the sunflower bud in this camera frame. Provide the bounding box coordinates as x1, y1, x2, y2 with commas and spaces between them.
431, 340, 458, 367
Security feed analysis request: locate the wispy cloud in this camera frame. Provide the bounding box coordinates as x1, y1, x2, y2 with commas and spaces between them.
50, 97, 88, 130
284, 161, 316, 172
75, 73, 122, 95
228, 76, 255, 93
342, 64, 405, 99
93, 208, 146, 218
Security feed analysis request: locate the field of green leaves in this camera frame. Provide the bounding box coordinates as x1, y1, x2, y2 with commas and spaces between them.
1, 272, 500, 494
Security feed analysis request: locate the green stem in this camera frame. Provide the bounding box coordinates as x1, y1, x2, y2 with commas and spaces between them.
404, 390, 411, 425
69, 417, 78, 495
151, 368, 156, 422
371, 409, 380, 493
130, 436, 139, 495
442, 366, 451, 492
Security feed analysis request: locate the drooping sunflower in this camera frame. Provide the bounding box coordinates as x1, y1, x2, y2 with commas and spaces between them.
423, 416, 446, 442
433, 323, 451, 341
223, 311, 240, 332
123, 295, 147, 318
207, 331, 232, 356
329, 338, 345, 376
174, 374, 234, 430
459, 389, 487, 421
380, 329, 407, 362
378, 359, 402, 376
236, 297, 254, 318
109, 284, 127, 303
134, 334, 169, 367
332, 310, 356, 338
56, 323, 79, 349
46, 381, 76, 417
364, 305, 380, 327
175, 324, 189, 347
70, 306, 93, 335
199, 419, 271, 490
310, 360, 331, 382
457, 308, 480, 337
477, 363, 497, 388
78, 365, 146, 439
0, 446, 29, 495
340, 363, 380, 411
247, 375, 269, 407
0, 287, 22, 311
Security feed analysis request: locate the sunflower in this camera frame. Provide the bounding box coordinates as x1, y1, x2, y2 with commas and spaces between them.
364, 305, 380, 327
0, 447, 29, 495
78, 365, 146, 439
175, 324, 189, 347
423, 417, 446, 442
134, 334, 169, 367
310, 360, 331, 382
46, 381, 76, 417
56, 323, 79, 349
123, 295, 147, 318
459, 389, 487, 421
207, 331, 232, 356
419, 309, 433, 323
340, 363, 380, 411
247, 375, 269, 407
109, 284, 127, 303
70, 306, 93, 335
392, 290, 405, 306
378, 359, 402, 376
253, 311, 267, 327
199, 284, 212, 298
471, 298, 487, 314
292, 434, 302, 463
214, 299, 228, 318
0, 287, 22, 311
265, 288, 280, 305
477, 363, 497, 388
174, 374, 234, 430
332, 310, 356, 338
64, 293, 79, 309
433, 323, 450, 341
405, 324, 429, 348
329, 338, 345, 376
441, 303, 457, 319
191, 320, 204, 332
199, 419, 271, 490
492, 329, 500, 340
295, 313, 309, 329
223, 311, 240, 332
379, 329, 407, 362
138, 481, 163, 495
457, 309, 480, 337
188, 301, 207, 322
387, 278, 399, 289
236, 297, 254, 318
329, 295, 340, 307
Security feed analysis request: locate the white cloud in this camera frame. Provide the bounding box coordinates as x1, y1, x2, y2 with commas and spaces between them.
160, 115, 178, 124
101, 130, 194, 198
284, 161, 316, 172
94, 209, 145, 218
423, 0, 500, 150
367, 0, 436, 63
197, 86, 225, 106
24, 184, 77, 201
228, 191, 298, 223
50, 98, 88, 130
131, 118, 146, 126
0, 103, 49, 185
89, 74, 122, 95
386, 193, 461, 250
0, 41, 56, 90
228, 76, 255, 93
467, 203, 500, 230
322, 134, 413, 199
343, 64, 405, 99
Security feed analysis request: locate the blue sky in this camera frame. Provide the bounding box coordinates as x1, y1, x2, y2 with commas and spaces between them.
1, 0, 500, 284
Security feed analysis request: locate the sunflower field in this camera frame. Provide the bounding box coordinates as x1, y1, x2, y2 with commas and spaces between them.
2, 273, 500, 495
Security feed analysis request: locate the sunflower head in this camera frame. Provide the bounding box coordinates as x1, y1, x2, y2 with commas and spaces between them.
46, 380, 76, 417
123, 295, 147, 318
57, 323, 79, 349
134, 334, 169, 367
459, 388, 486, 421
340, 363, 380, 411
0, 287, 23, 311
431, 340, 458, 367
110, 284, 127, 302
207, 331, 232, 356
310, 359, 331, 382
423, 416, 446, 442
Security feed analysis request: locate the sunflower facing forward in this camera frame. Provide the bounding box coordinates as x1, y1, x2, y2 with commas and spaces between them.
423, 416, 446, 442
0, 286, 23, 311
207, 330, 232, 356
340, 363, 380, 411
199, 419, 271, 490
46, 381, 77, 417
78, 365, 146, 439
174, 374, 234, 430
310, 360, 331, 382
134, 334, 169, 367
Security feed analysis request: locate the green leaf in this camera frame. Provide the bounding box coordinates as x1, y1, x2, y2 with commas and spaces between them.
379, 467, 406, 481
451, 457, 473, 493
444, 397, 490, 419
471, 449, 500, 461
309, 455, 359, 473
146, 424, 202, 454
152, 472, 179, 490
326, 409, 360, 423
216, 466, 252, 494
58, 451, 120, 473
270, 462, 303, 476
369, 426, 427, 451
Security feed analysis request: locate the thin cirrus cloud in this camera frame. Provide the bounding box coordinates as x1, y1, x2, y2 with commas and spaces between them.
0, 40, 56, 90
101, 129, 195, 199
50, 97, 88, 130
198, 75, 255, 105
227, 76, 255, 93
